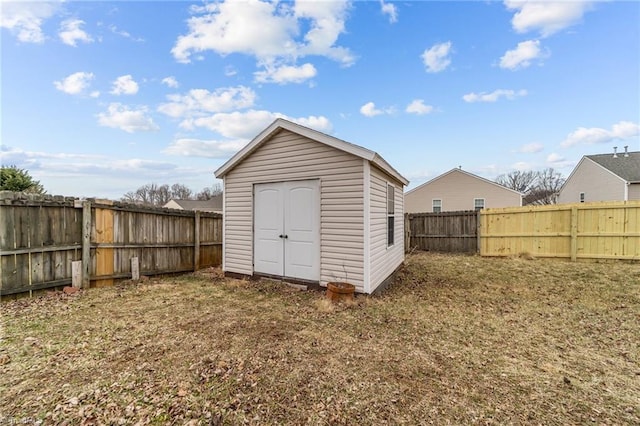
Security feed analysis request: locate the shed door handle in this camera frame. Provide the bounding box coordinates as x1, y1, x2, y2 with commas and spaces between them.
279, 234, 288, 239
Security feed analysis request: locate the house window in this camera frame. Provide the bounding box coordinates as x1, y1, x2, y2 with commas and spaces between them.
432, 199, 442, 213
579, 192, 585, 203
387, 184, 395, 247
474, 198, 485, 211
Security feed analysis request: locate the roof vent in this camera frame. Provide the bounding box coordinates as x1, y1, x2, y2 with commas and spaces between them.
613, 146, 618, 158
624, 145, 629, 157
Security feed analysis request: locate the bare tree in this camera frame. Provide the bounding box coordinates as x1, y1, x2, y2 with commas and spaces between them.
196, 183, 223, 200
496, 168, 565, 206
495, 170, 538, 194
155, 184, 172, 206
122, 183, 187, 206
526, 168, 565, 205
170, 183, 193, 200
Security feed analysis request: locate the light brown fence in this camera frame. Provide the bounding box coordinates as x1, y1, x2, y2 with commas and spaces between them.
479, 201, 640, 261
405, 211, 479, 253
1, 192, 222, 297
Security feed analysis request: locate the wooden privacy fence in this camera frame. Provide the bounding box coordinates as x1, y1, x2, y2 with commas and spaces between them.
1, 192, 222, 297
479, 201, 640, 261
405, 211, 479, 253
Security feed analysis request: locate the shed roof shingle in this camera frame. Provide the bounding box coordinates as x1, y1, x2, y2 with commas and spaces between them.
168, 196, 222, 212
586, 151, 640, 182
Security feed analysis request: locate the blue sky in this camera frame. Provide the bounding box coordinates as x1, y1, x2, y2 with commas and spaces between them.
1, 0, 639, 199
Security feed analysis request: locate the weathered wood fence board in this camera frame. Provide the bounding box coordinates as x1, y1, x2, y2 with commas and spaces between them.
0, 198, 82, 295
479, 201, 640, 260
405, 211, 479, 253
1, 192, 222, 297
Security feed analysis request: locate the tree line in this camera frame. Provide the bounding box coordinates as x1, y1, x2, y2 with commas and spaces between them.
1, 165, 565, 207
121, 183, 222, 207
495, 168, 565, 205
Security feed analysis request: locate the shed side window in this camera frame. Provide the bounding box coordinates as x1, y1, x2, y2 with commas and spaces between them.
432, 199, 442, 213
474, 198, 485, 211
387, 184, 395, 247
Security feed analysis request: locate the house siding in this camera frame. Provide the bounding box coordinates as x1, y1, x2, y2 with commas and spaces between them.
628, 183, 640, 200
223, 129, 366, 291
558, 158, 626, 204
369, 165, 404, 292
405, 169, 521, 213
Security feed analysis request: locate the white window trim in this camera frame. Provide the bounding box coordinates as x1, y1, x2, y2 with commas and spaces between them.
387, 182, 395, 248
432, 199, 442, 213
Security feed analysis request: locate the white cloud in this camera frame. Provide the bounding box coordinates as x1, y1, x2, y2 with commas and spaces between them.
511, 161, 533, 171
158, 86, 256, 119
254, 63, 317, 84
380, 0, 398, 23
546, 153, 563, 163
110, 75, 139, 95
172, 0, 353, 69
546, 152, 574, 168
161, 76, 179, 88
463, 89, 528, 103
90, 91, 100, 98
421, 41, 452, 73
53, 72, 95, 95
108, 24, 144, 42
405, 99, 434, 115
360, 102, 383, 117
0, 2, 60, 43
59, 19, 93, 47
97, 103, 159, 133
611, 121, 640, 139
182, 110, 332, 139
505, 0, 594, 37
163, 138, 247, 158
518, 142, 544, 153
561, 121, 640, 148
171, 0, 352, 86
499, 39, 544, 70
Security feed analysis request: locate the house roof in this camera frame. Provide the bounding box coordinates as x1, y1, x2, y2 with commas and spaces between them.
585, 151, 640, 182
214, 118, 409, 185
165, 196, 222, 212
404, 167, 524, 196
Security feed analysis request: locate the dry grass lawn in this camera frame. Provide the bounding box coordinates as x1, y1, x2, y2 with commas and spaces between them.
1, 252, 639, 425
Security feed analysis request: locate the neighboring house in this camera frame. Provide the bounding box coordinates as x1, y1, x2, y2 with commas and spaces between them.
405, 168, 523, 213
558, 148, 640, 204
214, 118, 409, 294
163, 196, 222, 213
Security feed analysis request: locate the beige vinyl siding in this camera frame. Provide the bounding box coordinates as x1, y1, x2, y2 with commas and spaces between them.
223, 129, 366, 291
369, 165, 404, 292
558, 158, 627, 204
405, 169, 521, 213
629, 183, 640, 200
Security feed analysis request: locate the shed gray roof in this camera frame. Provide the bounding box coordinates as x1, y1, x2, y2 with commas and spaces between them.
214, 118, 409, 185
167, 196, 222, 212
586, 151, 640, 182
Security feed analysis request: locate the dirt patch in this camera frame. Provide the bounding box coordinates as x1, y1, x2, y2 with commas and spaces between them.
1, 253, 639, 424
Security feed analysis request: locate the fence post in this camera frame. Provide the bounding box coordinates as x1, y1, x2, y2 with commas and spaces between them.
404, 213, 410, 253
570, 206, 578, 262
72, 260, 82, 288
131, 257, 140, 281
194, 211, 201, 271
81, 200, 91, 288
476, 209, 482, 254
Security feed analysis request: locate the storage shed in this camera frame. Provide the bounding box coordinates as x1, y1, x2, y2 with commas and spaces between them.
214, 119, 409, 294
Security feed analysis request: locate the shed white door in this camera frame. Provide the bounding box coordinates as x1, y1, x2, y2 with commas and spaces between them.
254, 180, 319, 281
